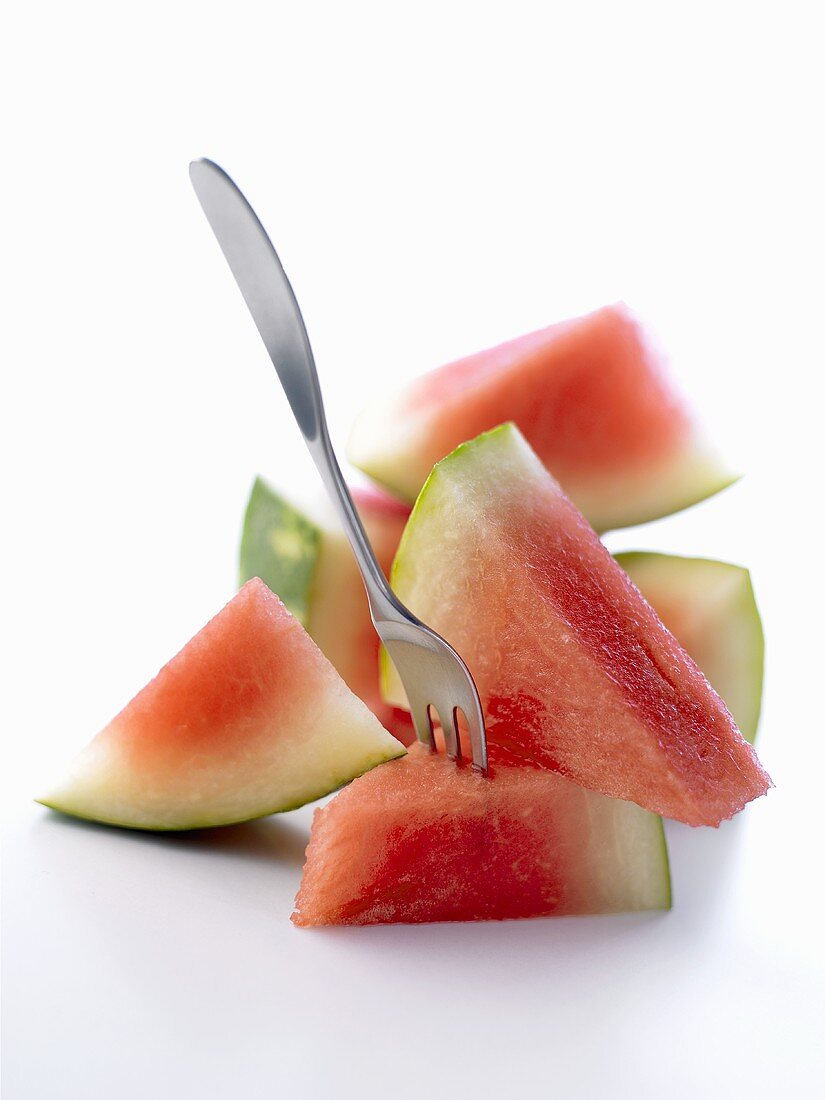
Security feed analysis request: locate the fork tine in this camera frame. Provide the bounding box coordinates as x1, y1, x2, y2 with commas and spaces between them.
457, 697, 488, 774
440, 706, 461, 761
410, 700, 436, 751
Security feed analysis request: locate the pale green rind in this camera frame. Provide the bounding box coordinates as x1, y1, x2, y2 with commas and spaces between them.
239, 477, 321, 625
381, 424, 526, 705
35, 741, 406, 832
391, 424, 525, 583
615, 551, 764, 743
602, 801, 672, 912
588, 790, 671, 912
654, 815, 672, 909
589, 461, 741, 534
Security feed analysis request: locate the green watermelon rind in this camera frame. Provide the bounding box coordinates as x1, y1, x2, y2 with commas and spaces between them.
35, 743, 406, 833
588, 459, 740, 534
654, 818, 672, 909
380, 423, 521, 703
615, 551, 764, 744
392, 422, 530, 573
623, 808, 672, 911
239, 477, 321, 625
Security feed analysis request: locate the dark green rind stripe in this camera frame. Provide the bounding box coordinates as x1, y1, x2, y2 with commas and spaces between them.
380, 424, 517, 696
239, 477, 321, 625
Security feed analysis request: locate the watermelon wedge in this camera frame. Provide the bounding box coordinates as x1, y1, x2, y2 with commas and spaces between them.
239, 478, 414, 744
617, 553, 764, 744
293, 743, 671, 925
384, 424, 770, 826
38, 579, 405, 830
348, 304, 736, 531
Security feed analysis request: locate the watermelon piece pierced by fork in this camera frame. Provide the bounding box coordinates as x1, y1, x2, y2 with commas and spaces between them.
384, 424, 770, 826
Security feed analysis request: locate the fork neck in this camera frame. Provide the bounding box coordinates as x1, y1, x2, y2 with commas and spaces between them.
306, 423, 401, 624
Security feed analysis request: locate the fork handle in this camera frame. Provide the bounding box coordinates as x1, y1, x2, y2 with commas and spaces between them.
188, 158, 401, 627
261, 289, 400, 623
255, 262, 402, 625
263, 325, 402, 627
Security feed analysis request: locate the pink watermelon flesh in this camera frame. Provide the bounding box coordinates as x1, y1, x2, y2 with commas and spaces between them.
350, 483, 412, 519
293, 742, 671, 926
38, 579, 404, 830
386, 424, 770, 827
348, 303, 735, 531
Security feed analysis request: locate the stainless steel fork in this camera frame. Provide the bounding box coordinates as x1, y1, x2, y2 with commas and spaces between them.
190, 158, 488, 772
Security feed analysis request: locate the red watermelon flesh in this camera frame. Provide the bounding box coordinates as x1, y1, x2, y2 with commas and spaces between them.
293, 742, 671, 926
385, 424, 770, 827
348, 304, 736, 531
38, 578, 405, 830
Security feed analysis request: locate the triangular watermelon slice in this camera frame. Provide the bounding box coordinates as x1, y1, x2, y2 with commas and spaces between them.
38, 579, 405, 830
293, 743, 671, 926
384, 424, 770, 826
348, 304, 736, 531
239, 477, 414, 743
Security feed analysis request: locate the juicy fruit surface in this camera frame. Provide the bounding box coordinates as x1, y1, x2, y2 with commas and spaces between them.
39, 579, 405, 830
240, 479, 414, 744
349, 304, 735, 530
617, 553, 764, 744
293, 743, 671, 926
387, 424, 770, 826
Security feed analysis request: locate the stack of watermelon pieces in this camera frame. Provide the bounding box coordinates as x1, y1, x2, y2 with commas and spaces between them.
40, 303, 770, 926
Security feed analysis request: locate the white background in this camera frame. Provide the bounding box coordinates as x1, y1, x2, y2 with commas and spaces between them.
3, 2, 824, 1097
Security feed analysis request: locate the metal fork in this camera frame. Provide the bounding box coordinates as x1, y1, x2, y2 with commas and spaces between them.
189, 158, 488, 772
